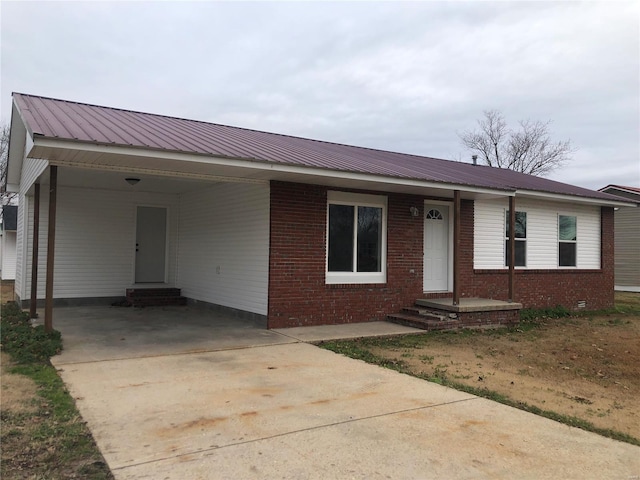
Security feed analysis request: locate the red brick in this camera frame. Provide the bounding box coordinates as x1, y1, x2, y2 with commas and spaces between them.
268, 182, 615, 328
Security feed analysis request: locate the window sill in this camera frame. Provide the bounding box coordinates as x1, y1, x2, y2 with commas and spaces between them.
474, 268, 602, 274
327, 283, 388, 289
326, 272, 386, 285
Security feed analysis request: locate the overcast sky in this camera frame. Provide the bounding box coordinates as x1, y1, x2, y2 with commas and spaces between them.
1, 1, 638, 190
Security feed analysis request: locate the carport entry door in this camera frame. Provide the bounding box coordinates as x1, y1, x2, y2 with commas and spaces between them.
135, 206, 167, 283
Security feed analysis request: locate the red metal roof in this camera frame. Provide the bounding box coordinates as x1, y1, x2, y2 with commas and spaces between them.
12, 92, 622, 201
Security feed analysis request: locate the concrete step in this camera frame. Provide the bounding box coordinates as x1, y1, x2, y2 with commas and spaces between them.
387, 313, 460, 331
401, 307, 449, 322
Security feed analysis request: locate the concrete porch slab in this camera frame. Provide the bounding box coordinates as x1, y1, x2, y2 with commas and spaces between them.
272, 321, 423, 343
417, 297, 523, 313
43, 305, 297, 364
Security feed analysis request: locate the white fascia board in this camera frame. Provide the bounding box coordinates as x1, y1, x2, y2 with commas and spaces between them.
32, 137, 514, 197
515, 189, 635, 208
6, 102, 29, 186
6, 184, 19, 193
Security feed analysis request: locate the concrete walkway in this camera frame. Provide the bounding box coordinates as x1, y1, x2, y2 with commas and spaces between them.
48, 306, 639, 479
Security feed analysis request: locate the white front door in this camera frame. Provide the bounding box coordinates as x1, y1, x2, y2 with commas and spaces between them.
423, 204, 449, 291
135, 206, 167, 283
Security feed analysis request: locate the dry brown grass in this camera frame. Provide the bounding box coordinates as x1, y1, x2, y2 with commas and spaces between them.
1, 280, 16, 304
0, 352, 38, 414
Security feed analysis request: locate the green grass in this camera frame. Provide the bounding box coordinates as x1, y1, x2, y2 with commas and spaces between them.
10, 363, 107, 465
1, 302, 113, 479
0, 302, 62, 363
519, 304, 571, 321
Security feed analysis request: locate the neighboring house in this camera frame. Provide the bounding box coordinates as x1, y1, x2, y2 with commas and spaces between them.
4, 93, 633, 329
1, 205, 18, 281
598, 185, 640, 292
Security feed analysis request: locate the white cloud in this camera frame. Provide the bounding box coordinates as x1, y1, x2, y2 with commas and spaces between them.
1, 1, 638, 190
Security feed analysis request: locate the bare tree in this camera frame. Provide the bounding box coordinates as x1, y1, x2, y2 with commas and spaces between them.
459, 110, 574, 176
0, 123, 17, 205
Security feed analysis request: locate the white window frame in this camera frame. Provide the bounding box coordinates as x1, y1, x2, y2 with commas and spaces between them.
326, 191, 387, 284
558, 214, 578, 268
505, 209, 527, 268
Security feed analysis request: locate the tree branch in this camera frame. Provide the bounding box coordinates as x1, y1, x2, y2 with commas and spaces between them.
459, 111, 573, 176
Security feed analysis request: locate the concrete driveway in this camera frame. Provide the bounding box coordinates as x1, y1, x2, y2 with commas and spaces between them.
49, 306, 639, 479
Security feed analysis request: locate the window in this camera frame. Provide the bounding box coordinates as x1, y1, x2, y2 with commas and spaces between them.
426, 209, 443, 220
327, 191, 387, 284
505, 211, 526, 267
559, 215, 577, 267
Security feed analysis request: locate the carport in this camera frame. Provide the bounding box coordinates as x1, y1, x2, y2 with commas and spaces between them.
11, 163, 271, 332
7, 94, 276, 333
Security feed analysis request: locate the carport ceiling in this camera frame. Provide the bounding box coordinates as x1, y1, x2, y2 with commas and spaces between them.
38, 166, 221, 194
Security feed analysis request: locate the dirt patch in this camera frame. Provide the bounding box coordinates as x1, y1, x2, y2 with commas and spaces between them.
365, 293, 640, 441
1, 280, 16, 304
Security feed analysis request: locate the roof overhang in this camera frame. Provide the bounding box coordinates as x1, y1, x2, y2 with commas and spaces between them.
515, 189, 636, 208
27, 136, 514, 201
15, 129, 631, 208
598, 185, 640, 201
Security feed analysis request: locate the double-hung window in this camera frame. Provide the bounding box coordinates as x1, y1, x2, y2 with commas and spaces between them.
558, 215, 577, 267
326, 191, 387, 284
505, 211, 526, 267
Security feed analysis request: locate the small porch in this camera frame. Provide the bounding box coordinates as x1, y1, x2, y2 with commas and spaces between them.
387, 297, 522, 331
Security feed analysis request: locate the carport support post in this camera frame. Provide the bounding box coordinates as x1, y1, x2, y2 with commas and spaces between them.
29, 183, 40, 319
44, 166, 58, 333
508, 196, 516, 302
453, 190, 461, 306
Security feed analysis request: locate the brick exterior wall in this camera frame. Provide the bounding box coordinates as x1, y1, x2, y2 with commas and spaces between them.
268, 182, 615, 328
268, 181, 424, 328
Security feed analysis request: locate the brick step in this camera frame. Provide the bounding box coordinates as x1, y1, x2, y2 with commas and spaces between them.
123, 288, 187, 308
126, 288, 182, 298
387, 312, 460, 331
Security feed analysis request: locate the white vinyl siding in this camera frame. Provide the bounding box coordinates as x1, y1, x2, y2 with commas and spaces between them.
614, 206, 640, 289
177, 183, 269, 315
474, 198, 601, 269
19, 158, 48, 195
1, 232, 17, 280
474, 200, 506, 269
22, 186, 178, 299
14, 194, 26, 299
15, 158, 48, 299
